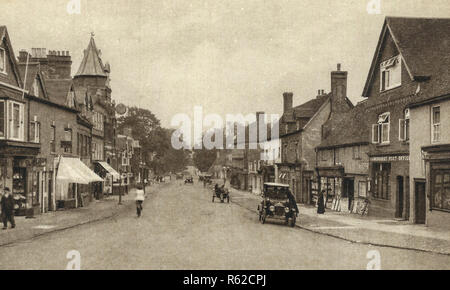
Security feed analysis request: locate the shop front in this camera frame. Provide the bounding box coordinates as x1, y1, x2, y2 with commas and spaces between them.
368, 153, 410, 219
0, 141, 40, 216
94, 161, 120, 197
55, 157, 103, 209
315, 166, 370, 215
421, 144, 450, 229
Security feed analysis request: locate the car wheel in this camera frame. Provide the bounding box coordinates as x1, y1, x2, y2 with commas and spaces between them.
289, 216, 296, 227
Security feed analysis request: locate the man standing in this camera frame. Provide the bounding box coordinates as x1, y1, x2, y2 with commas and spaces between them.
1, 187, 16, 230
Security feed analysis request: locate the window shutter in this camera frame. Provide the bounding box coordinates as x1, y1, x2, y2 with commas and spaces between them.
399, 119, 405, 141
372, 124, 379, 143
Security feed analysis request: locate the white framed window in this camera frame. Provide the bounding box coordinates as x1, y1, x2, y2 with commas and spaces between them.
30, 119, 40, 143
8, 101, 24, 141
352, 145, 361, 160
372, 112, 390, 144
0, 100, 5, 138
0, 47, 6, 74
432, 106, 440, 143
399, 108, 410, 142
380, 56, 401, 91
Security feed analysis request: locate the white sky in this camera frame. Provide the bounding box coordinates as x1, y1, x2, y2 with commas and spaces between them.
2, 0, 449, 127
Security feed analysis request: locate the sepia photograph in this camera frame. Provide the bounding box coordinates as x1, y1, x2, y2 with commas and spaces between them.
0, 0, 449, 276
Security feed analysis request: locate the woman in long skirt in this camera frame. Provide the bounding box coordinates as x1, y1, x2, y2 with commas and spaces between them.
317, 190, 326, 214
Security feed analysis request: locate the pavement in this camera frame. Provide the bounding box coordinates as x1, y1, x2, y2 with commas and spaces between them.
0, 185, 155, 248
0, 179, 448, 269
227, 185, 450, 256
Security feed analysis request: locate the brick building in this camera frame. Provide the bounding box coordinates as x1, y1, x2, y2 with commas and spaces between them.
316, 101, 371, 214
0, 26, 40, 216
278, 64, 353, 204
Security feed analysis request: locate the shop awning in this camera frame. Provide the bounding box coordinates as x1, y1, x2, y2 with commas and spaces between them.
57, 157, 103, 184
96, 161, 120, 180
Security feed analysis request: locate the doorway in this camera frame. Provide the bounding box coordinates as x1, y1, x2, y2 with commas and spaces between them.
414, 180, 426, 224
396, 176, 404, 219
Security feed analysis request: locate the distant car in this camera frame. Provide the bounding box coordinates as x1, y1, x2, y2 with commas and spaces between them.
257, 183, 298, 227
184, 177, 194, 184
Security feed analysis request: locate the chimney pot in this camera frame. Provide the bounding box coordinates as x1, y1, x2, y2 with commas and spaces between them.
283, 92, 293, 113
337, 63, 341, 71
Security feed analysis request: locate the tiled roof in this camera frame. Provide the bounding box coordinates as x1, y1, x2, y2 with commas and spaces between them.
17, 63, 41, 93
75, 36, 106, 77
45, 79, 73, 106
283, 94, 329, 124
318, 101, 370, 149
364, 17, 450, 100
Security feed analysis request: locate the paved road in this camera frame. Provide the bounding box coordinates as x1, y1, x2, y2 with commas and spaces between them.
0, 181, 448, 270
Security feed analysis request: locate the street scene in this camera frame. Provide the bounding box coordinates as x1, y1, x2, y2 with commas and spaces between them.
0, 180, 449, 270
1, 0, 450, 271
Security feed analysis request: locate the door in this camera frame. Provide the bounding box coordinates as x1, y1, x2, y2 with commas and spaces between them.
414, 180, 426, 224
397, 176, 404, 218
347, 179, 355, 211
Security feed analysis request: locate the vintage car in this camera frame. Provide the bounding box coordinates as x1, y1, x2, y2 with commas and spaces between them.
257, 183, 298, 227
184, 176, 194, 184
212, 184, 230, 203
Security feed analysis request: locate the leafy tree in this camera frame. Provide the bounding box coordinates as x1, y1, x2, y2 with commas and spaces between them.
117, 106, 189, 175
193, 147, 217, 173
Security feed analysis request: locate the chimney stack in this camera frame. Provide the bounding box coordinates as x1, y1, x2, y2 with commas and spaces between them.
256, 111, 265, 142
331, 63, 348, 112
283, 92, 293, 113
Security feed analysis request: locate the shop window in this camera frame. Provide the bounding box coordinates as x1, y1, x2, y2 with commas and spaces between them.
431, 170, 450, 211
0, 100, 4, 138
372, 163, 390, 200
0, 47, 5, 74
372, 112, 390, 144
432, 106, 440, 143
380, 56, 401, 91
399, 109, 410, 141
358, 181, 367, 197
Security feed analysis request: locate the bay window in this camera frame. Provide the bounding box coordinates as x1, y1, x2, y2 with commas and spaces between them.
8, 101, 24, 141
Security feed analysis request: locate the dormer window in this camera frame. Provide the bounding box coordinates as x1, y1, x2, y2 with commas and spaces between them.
0, 48, 6, 74
380, 56, 401, 91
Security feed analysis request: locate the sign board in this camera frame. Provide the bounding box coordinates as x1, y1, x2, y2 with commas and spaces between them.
369, 155, 409, 162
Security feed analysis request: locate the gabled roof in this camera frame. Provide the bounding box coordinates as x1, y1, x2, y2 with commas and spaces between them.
18, 63, 50, 99
75, 36, 106, 77
363, 17, 450, 97
45, 78, 74, 107
317, 100, 370, 149
0, 26, 24, 89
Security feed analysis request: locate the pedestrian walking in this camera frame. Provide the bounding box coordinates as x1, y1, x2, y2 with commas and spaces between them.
1, 187, 16, 229
135, 185, 145, 218
317, 189, 326, 214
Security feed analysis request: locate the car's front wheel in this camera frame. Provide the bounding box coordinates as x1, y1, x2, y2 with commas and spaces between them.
289, 216, 296, 227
